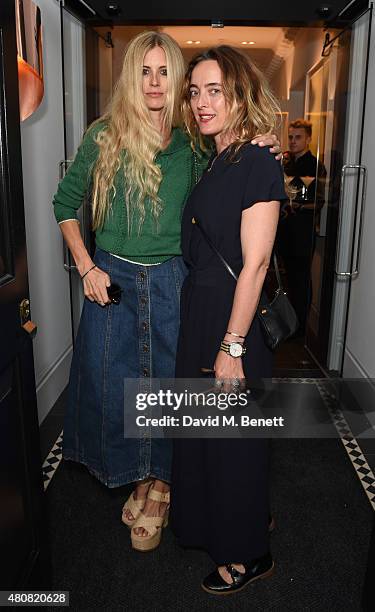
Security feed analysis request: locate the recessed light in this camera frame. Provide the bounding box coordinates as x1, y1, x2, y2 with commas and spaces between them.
241, 41, 256, 45
186, 40, 193, 44
195, 41, 201, 44
241, 41, 248, 45
249, 41, 255, 45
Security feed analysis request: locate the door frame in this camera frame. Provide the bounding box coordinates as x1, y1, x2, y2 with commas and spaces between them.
0, 0, 50, 588
327, 8, 373, 373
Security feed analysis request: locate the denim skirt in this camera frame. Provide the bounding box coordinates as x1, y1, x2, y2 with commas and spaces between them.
62, 248, 187, 487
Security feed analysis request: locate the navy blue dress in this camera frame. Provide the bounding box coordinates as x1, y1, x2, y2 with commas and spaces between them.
170, 143, 286, 564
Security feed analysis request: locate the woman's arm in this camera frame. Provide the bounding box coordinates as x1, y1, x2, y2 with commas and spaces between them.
59, 220, 111, 305
214, 200, 280, 381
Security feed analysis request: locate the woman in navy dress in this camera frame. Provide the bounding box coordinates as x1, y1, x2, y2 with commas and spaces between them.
170, 46, 286, 594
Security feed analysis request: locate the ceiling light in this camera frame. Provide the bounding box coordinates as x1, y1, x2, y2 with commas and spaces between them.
195, 41, 201, 44
241, 41, 256, 45
249, 41, 255, 45
241, 41, 248, 45
186, 40, 193, 44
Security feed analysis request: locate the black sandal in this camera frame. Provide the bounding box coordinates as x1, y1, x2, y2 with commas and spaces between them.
201, 552, 274, 595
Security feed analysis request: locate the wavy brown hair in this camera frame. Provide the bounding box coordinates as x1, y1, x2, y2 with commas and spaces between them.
181, 45, 281, 159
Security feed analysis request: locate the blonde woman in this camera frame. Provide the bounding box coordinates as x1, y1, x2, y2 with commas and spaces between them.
53, 32, 280, 552
170, 47, 286, 594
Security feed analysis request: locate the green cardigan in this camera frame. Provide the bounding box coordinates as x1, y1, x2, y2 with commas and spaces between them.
53, 123, 210, 264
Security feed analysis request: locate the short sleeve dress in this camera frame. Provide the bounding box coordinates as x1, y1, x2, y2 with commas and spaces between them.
176, 142, 287, 379
170, 143, 287, 565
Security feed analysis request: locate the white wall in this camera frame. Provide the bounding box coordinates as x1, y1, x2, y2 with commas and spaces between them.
289, 29, 327, 92
269, 27, 338, 152
20, 0, 72, 423
343, 12, 375, 379
270, 28, 331, 121
62, 9, 87, 338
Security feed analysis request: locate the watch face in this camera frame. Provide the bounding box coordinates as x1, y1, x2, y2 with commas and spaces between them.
229, 342, 243, 357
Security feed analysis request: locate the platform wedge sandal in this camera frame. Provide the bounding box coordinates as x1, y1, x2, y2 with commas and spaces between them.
130, 487, 170, 552
121, 478, 153, 527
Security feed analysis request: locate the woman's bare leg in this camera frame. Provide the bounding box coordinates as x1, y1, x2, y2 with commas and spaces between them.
123, 477, 154, 522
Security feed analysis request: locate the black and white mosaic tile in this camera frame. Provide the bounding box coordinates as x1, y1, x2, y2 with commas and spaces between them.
316, 380, 375, 511
43, 431, 63, 491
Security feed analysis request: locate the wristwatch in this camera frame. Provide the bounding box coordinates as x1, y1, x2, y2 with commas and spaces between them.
220, 341, 246, 358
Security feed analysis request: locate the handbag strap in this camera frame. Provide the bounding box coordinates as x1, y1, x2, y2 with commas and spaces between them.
193, 217, 284, 291
193, 218, 238, 281
272, 251, 283, 290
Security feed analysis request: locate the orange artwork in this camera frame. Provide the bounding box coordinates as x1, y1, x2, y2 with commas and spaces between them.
17, 56, 44, 121
15, 0, 44, 121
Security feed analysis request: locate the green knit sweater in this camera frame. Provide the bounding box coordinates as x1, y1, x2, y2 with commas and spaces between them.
53, 123, 209, 264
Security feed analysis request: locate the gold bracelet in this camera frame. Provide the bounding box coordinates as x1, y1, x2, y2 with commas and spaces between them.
226, 330, 245, 339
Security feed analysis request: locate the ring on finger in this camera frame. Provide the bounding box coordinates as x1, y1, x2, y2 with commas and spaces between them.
215, 378, 223, 388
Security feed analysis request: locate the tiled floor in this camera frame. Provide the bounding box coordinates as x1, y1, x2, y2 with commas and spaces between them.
274, 336, 322, 377
316, 379, 375, 510
39, 388, 66, 462
42, 432, 63, 490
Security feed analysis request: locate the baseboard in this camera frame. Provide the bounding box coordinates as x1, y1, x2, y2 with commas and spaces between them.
343, 347, 371, 379
36, 345, 72, 425
342, 348, 375, 429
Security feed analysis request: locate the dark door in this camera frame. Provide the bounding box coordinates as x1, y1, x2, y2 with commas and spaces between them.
0, 0, 49, 589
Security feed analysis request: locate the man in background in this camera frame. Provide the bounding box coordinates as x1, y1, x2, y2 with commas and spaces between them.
278, 119, 326, 336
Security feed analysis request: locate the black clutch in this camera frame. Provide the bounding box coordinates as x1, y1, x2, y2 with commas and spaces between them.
193, 218, 298, 350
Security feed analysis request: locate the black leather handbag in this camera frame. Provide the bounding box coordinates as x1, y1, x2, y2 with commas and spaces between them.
193, 218, 299, 350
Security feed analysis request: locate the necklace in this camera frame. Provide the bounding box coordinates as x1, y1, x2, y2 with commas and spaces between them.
207, 154, 218, 172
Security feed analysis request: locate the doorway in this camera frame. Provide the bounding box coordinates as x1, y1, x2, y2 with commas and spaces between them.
59, 14, 371, 376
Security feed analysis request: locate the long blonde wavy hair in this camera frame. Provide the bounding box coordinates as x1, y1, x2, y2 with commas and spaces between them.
91, 31, 185, 233
181, 46, 281, 159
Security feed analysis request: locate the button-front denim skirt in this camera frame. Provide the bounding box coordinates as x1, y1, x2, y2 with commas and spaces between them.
62, 248, 187, 487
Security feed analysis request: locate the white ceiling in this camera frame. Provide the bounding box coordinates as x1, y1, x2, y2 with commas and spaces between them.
100, 25, 305, 82
161, 25, 285, 51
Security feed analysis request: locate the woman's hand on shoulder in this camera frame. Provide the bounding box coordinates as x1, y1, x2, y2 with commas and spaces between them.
81, 265, 111, 306
251, 133, 282, 161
